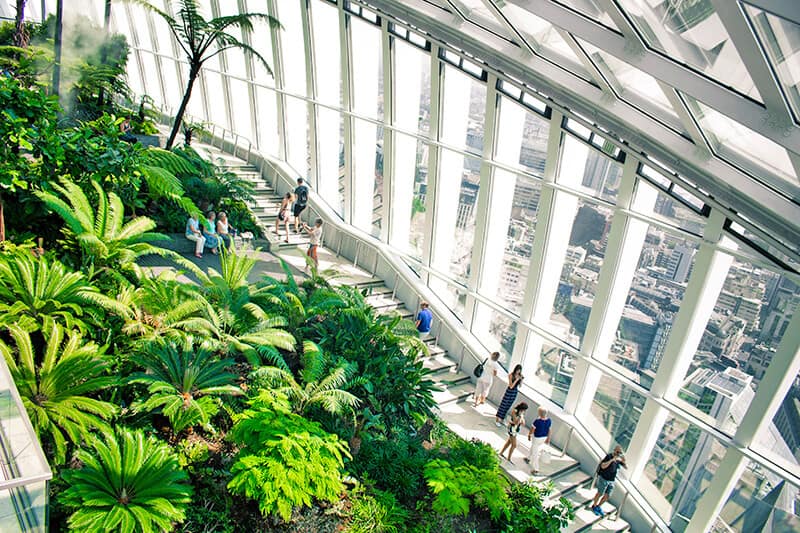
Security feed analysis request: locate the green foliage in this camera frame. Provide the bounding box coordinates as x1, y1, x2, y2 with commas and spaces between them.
227, 390, 351, 522
423, 458, 510, 521
0, 321, 117, 465
502, 481, 575, 533
60, 428, 193, 533
346, 487, 409, 533
0, 251, 124, 333
130, 336, 241, 434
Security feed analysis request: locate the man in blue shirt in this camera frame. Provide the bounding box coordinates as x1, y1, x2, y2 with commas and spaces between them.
415, 302, 432, 337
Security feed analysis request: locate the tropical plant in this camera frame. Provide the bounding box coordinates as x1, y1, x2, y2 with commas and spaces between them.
35, 178, 194, 284
227, 390, 351, 522
345, 487, 409, 533
59, 428, 193, 532
131, 0, 280, 149
0, 321, 117, 464
502, 481, 574, 533
249, 340, 360, 418
0, 251, 125, 333
129, 336, 241, 434
200, 248, 295, 366
423, 458, 510, 521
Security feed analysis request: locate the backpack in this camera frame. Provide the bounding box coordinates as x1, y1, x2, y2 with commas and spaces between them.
473, 358, 488, 378
296, 186, 309, 205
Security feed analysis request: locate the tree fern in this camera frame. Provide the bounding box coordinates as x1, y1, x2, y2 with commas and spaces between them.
60, 428, 193, 532
0, 321, 117, 465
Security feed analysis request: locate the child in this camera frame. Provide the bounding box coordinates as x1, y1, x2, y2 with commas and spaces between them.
302, 218, 323, 270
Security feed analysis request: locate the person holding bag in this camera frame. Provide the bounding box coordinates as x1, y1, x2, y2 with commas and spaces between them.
473, 351, 501, 407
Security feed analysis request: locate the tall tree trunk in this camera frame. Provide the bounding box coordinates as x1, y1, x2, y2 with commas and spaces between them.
52, 0, 64, 97
96, 0, 112, 108
0, 193, 5, 242
166, 63, 200, 150
13, 0, 29, 48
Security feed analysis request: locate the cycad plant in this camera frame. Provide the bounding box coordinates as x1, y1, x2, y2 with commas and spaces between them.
130, 336, 241, 434
0, 250, 125, 333
249, 340, 360, 418
0, 321, 117, 464
60, 428, 193, 533
132, 0, 280, 149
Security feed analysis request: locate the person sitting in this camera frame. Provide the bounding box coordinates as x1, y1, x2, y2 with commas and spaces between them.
185, 214, 205, 259
216, 211, 236, 248
203, 211, 220, 255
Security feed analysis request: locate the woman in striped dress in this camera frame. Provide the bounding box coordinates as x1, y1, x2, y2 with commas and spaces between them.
495, 364, 524, 426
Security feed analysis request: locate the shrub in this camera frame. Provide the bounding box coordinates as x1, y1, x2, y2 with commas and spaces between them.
503, 481, 575, 533
345, 488, 409, 533
423, 458, 510, 521
227, 390, 351, 522
60, 428, 192, 532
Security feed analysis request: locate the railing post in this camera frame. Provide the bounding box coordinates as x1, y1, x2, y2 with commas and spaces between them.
615, 492, 628, 520
353, 242, 360, 268
220, 128, 226, 150
391, 273, 399, 300
457, 345, 465, 371
372, 252, 379, 276
246, 142, 252, 163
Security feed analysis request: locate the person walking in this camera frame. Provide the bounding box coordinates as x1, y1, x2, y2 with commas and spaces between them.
499, 402, 528, 463
276, 192, 293, 243
473, 351, 501, 407
302, 218, 323, 270
495, 364, 523, 426
185, 214, 205, 259
415, 302, 433, 338
293, 178, 309, 233
591, 445, 627, 517
525, 407, 552, 474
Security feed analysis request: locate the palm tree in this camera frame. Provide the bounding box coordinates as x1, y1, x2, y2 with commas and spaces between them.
199, 248, 295, 366
249, 340, 360, 418
35, 178, 199, 283
132, 0, 280, 149
0, 321, 117, 465
0, 250, 127, 333
129, 336, 241, 433
60, 428, 193, 532
13, 0, 29, 48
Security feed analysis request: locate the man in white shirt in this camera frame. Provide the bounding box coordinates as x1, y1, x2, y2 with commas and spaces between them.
473, 351, 501, 407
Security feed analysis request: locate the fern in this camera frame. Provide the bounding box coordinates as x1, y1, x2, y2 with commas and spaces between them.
423, 458, 510, 521
227, 390, 351, 522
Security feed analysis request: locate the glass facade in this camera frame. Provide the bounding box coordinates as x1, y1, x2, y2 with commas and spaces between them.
29, 0, 800, 531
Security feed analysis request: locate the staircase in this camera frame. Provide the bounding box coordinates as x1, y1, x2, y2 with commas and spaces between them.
194, 140, 633, 533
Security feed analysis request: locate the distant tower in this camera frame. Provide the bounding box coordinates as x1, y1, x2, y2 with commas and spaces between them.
666, 244, 695, 283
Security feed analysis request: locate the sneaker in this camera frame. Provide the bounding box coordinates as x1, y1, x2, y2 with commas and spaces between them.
591, 506, 601, 516
495, 421, 502, 427
523, 458, 530, 464
597, 507, 605, 517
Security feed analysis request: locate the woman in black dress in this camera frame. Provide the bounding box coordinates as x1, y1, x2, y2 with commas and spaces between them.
495, 364, 523, 425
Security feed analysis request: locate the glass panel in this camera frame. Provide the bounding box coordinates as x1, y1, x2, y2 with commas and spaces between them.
203, 70, 228, 128
589, 374, 647, 449
311, 0, 340, 107
553, 0, 620, 32
616, 0, 762, 101
689, 97, 798, 196
284, 95, 310, 179
549, 197, 610, 349
760, 369, 800, 490
372, 124, 385, 239
642, 416, 726, 528
523, 335, 573, 406
351, 16, 383, 121
247, 0, 276, 87
139, 51, 163, 106
677, 252, 792, 436
429, 273, 467, 321
393, 38, 431, 137
440, 65, 486, 155
317, 107, 342, 216
438, 148, 481, 284
216, 0, 247, 78
472, 303, 517, 360
147, 0, 173, 56
494, 96, 550, 176
579, 38, 684, 128
228, 78, 252, 141
634, 176, 706, 235
408, 139, 430, 260
558, 134, 622, 203
255, 86, 278, 155
278, 0, 307, 96
747, 6, 800, 122
159, 58, 182, 112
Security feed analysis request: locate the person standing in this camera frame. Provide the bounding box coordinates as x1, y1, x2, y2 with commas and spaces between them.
415, 302, 433, 338
499, 402, 528, 463
185, 214, 205, 259
302, 218, 323, 270
473, 351, 501, 407
495, 364, 523, 426
293, 178, 309, 233
276, 192, 293, 243
591, 445, 627, 517
525, 407, 552, 474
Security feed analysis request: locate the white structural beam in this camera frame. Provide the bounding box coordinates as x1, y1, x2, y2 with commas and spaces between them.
506, 0, 800, 154
478, 0, 537, 57
302, 0, 321, 193
266, 0, 288, 161
379, 17, 393, 243
711, 0, 794, 128
742, 0, 800, 26
339, 4, 353, 223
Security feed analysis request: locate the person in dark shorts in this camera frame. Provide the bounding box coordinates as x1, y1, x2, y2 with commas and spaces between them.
293, 178, 309, 233
591, 445, 627, 517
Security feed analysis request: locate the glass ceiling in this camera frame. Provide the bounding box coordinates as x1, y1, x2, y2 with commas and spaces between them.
369, 0, 800, 246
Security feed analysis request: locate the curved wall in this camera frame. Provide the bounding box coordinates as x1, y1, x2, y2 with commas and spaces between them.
66, 1, 800, 531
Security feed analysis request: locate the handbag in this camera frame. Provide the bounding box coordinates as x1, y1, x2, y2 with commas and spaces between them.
540, 446, 552, 464
473, 357, 488, 378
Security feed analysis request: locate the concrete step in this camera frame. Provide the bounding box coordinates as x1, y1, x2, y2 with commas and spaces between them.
431, 369, 470, 387
566, 501, 619, 533
422, 354, 458, 374
376, 306, 414, 320
547, 466, 594, 500
424, 343, 446, 357
432, 382, 473, 405
359, 285, 393, 297
352, 278, 386, 289
365, 293, 403, 310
